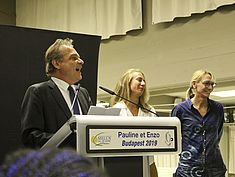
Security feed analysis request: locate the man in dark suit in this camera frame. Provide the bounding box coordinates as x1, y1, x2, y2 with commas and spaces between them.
21, 38, 93, 148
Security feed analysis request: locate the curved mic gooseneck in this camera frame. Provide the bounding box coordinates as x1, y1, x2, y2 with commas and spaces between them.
70, 84, 81, 112
99, 86, 159, 116
69, 84, 81, 132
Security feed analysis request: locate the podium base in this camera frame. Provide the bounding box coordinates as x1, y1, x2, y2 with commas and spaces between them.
104, 156, 143, 177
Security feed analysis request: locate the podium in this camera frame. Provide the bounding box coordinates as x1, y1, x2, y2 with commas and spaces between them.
41, 115, 181, 177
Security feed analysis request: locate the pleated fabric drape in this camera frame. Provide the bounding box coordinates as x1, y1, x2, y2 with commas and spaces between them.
152, 0, 235, 24
16, 0, 142, 40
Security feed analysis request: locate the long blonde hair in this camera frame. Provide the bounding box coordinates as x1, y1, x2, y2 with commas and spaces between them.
186, 70, 215, 99
111, 69, 151, 112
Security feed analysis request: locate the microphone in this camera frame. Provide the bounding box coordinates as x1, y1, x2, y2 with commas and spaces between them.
70, 84, 81, 112
75, 84, 81, 92
69, 84, 81, 132
99, 86, 115, 95
99, 86, 159, 116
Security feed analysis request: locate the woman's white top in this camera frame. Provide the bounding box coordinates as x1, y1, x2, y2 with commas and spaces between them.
113, 101, 156, 117
113, 101, 157, 177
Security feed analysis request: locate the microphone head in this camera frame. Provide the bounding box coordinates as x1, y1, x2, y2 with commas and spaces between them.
99, 86, 115, 95
75, 84, 81, 91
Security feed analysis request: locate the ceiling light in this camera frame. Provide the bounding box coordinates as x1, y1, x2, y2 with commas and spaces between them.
211, 90, 235, 97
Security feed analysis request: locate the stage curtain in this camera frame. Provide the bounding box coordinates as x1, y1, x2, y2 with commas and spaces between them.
16, 0, 142, 39
152, 0, 235, 24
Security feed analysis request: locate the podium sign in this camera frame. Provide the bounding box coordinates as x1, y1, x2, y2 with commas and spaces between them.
76, 115, 181, 157
88, 126, 176, 151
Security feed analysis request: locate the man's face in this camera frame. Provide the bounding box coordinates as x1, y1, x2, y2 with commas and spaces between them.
53, 45, 84, 85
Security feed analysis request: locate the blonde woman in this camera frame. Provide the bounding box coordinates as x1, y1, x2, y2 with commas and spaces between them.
111, 68, 158, 177
111, 68, 156, 117
171, 70, 226, 177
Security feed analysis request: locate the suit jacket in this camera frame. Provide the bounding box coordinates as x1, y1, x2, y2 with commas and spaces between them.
21, 79, 93, 148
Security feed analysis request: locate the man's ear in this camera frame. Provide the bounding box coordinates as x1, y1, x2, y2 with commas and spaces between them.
51, 59, 61, 69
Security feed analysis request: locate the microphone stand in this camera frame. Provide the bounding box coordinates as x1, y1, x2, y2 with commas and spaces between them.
69, 84, 81, 132
99, 86, 159, 116
70, 84, 81, 112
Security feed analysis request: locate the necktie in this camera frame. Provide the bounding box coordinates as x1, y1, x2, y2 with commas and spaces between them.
68, 86, 80, 114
